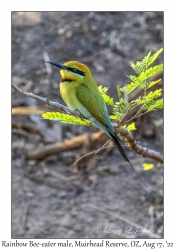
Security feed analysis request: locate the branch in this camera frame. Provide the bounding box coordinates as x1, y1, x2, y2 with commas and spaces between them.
12, 82, 81, 117
26, 128, 163, 163
26, 131, 105, 160
12, 106, 44, 115
12, 83, 163, 163
114, 125, 163, 163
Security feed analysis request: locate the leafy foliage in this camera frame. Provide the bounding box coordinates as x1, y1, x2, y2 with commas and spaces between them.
111, 48, 163, 122
98, 85, 114, 106
124, 122, 137, 132
136, 89, 163, 111
42, 112, 93, 126
130, 48, 163, 75
146, 48, 163, 67
125, 64, 163, 94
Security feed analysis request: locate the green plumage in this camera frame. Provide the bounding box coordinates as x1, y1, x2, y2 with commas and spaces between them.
76, 84, 130, 162
59, 63, 129, 163
46, 60, 153, 193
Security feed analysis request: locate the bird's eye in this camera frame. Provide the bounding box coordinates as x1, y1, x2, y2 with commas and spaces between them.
68, 67, 85, 76
71, 68, 77, 73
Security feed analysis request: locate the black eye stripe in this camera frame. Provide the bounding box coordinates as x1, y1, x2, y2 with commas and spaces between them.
67, 67, 85, 76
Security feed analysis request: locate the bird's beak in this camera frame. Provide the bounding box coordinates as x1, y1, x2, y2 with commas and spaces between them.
46, 61, 67, 70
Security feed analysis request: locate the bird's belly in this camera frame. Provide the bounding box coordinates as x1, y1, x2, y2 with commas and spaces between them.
60, 83, 78, 109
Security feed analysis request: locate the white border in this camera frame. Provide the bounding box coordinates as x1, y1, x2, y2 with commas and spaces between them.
0, 1, 174, 248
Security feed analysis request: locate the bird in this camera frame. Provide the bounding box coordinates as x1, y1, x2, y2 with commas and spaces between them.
47, 60, 152, 193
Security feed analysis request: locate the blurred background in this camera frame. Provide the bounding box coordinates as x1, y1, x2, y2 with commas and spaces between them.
12, 12, 163, 238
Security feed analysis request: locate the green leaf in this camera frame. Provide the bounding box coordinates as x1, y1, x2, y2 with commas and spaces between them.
131, 60, 146, 75
101, 93, 114, 106
113, 102, 120, 113
142, 163, 154, 171
110, 104, 125, 121
127, 75, 147, 89
129, 100, 138, 109
127, 64, 163, 91
145, 79, 162, 90
136, 89, 163, 110
117, 86, 122, 102
125, 81, 139, 94
138, 64, 163, 81
110, 112, 125, 121
109, 114, 121, 121
145, 98, 163, 111
130, 49, 163, 76
136, 97, 145, 105
98, 85, 109, 94
146, 48, 163, 67
42, 112, 93, 126
130, 51, 152, 75
120, 99, 129, 111
120, 86, 127, 93
124, 122, 137, 132
98, 85, 114, 106
146, 89, 162, 100
114, 100, 127, 113
127, 75, 143, 85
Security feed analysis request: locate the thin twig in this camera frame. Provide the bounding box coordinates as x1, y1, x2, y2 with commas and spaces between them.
95, 139, 111, 154
117, 110, 148, 128
118, 104, 146, 127
74, 141, 112, 166
43, 167, 80, 182
21, 201, 30, 230
24, 173, 62, 190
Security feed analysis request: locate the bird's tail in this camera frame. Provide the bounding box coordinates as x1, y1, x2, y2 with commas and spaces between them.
109, 131, 154, 194
109, 132, 129, 162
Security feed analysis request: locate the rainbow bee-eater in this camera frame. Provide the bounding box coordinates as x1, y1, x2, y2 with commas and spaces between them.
47, 60, 152, 192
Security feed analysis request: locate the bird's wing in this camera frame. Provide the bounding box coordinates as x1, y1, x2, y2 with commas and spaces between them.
76, 84, 130, 160
76, 84, 113, 130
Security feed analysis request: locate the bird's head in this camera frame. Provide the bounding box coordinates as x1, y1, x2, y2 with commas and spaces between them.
47, 61, 92, 83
